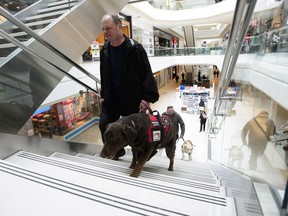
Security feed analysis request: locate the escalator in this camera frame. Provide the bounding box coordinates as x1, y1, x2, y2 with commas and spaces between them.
0, 0, 128, 134
182, 26, 195, 82
183, 25, 195, 53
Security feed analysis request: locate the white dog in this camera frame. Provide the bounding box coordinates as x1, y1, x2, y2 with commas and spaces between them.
227, 145, 244, 167
181, 140, 194, 161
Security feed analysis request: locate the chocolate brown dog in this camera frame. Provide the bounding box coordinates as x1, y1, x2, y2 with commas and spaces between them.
100, 113, 176, 178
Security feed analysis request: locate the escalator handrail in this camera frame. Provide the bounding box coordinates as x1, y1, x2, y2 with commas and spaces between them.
213, 0, 257, 115
219, 0, 257, 99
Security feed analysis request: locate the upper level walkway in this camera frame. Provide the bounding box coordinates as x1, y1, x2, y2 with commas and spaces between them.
43, 50, 288, 111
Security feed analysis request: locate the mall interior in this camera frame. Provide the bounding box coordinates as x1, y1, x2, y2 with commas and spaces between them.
0, 0, 288, 215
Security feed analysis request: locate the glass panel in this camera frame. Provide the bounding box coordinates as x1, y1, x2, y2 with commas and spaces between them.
0, 26, 99, 136
0, 46, 100, 135
0, 49, 64, 134
209, 83, 288, 187
208, 0, 288, 191
19, 84, 101, 139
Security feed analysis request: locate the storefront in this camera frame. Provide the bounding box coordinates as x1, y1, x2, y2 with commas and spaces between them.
177, 85, 209, 114
154, 28, 179, 56
31, 91, 100, 141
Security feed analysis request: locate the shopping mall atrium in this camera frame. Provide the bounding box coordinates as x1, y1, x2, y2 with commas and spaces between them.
0, 0, 288, 215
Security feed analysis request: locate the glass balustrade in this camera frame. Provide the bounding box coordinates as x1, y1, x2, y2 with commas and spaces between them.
208, 27, 288, 194
139, 26, 288, 59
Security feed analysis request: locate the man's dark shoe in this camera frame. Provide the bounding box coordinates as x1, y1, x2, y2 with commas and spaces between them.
112, 148, 126, 160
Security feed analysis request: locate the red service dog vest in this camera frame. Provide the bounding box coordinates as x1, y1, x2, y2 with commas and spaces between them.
148, 111, 170, 145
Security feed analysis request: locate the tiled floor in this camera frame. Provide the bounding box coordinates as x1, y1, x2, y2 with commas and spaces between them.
70, 78, 217, 162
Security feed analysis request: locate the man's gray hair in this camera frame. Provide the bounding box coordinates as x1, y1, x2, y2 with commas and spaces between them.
104, 13, 122, 26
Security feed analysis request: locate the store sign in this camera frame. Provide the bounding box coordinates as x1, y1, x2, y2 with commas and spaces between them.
64, 104, 74, 128
33, 106, 50, 116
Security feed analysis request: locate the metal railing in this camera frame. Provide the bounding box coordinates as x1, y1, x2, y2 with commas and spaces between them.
130, 24, 288, 58
209, 0, 257, 134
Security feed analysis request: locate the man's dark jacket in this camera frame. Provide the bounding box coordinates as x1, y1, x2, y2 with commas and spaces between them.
100, 35, 159, 114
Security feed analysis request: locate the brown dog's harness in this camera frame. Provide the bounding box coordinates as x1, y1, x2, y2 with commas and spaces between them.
147, 110, 170, 146
139, 102, 170, 146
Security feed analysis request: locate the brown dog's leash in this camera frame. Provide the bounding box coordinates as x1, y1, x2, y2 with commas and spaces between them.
140, 100, 153, 114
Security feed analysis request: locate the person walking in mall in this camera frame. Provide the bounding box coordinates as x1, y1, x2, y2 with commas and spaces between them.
175, 74, 179, 83
162, 106, 185, 140
99, 13, 159, 160
213, 65, 220, 78
241, 111, 276, 170
199, 97, 205, 110
181, 72, 185, 81
199, 110, 208, 132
